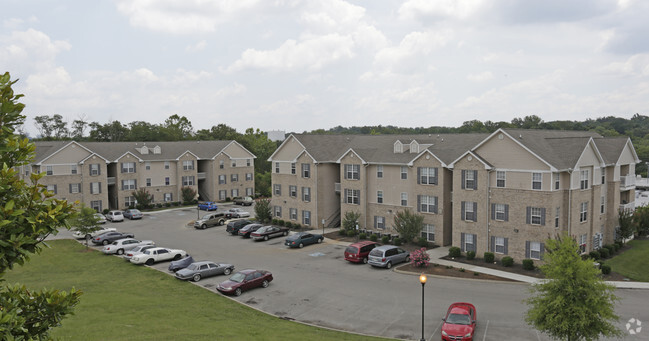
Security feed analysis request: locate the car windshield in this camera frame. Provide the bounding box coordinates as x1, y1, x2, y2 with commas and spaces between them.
229, 273, 246, 283
446, 313, 471, 325
345, 246, 359, 253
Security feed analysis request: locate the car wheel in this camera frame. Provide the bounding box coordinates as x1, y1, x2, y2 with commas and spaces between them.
234, 288, 242, 296
298, 243, 304, 248
224, 268, 231, 275
173, 254, 182, 261
363, 257, 368, 264
102, 240, 109, 245
317, 238, 323, 243
193, 274, 201, 282
145, 259, 154, 266
85, 234, 91, 239
201, 224, 207, 229
264, 235, 269, 241
117, 249, 124, 255
283, 231, 288, 236
386, 261, 392, 269
219, 220, 225, 225
262, 280, 269, 288
405, 256, 411, 263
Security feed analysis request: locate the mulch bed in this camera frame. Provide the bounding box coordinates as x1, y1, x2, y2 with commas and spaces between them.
397, 263, 519, 282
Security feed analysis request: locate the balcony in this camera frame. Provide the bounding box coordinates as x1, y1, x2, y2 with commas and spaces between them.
619, 201, 635, 213
107, 177, 115, 185
334, 182, 341, 193
620, 175, 636, 190
197, 172, 206, 180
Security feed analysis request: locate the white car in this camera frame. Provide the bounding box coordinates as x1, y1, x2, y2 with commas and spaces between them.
123, 245, 157, 261
95, 213, 107, 224
106, 210, 124, 222
102, 238, 155, 255
130, 247, 187, 265
227, 208, 250, 218
72, 226, 116, 239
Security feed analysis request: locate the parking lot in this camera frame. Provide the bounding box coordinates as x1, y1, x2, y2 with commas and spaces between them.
60, 206, 649, 341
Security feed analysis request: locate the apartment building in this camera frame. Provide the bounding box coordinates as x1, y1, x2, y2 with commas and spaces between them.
268, 129, 639, 261
22, 140, 256, 211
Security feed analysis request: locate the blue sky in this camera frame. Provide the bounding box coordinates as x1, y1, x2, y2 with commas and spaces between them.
2, 0, 649, 137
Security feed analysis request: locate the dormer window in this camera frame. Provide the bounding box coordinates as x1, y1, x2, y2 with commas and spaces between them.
394, 141, 403, 153
410, 141, 419, 153
140, 146, 149, 154
153, 146, 161, 154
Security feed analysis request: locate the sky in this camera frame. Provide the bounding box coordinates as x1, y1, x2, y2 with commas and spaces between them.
2, 0, 649, 137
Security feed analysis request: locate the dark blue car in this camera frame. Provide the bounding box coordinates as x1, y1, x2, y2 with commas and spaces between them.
284, 232, 324, 248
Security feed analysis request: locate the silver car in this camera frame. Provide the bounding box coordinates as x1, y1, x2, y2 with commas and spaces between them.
368, 245, 410, 269
175, 261, 234, 282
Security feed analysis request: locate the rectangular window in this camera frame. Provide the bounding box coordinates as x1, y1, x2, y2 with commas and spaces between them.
70, 165, 77, 174
219, 190, 226, 200
464, 233, 474, 252
246, 173, 253, 181
555, 207, 560, 228
377, 190, 383, 204
183, 160, 194, 170
289, 208, 297, 220
91, 182, 101, 194
496, 171, 505, 188
421, 224, 435, 242
302, 164, 310, 178
47, 184, 57, 194
419, 195, 437, 213
231, 189, 239, 198
530, 241, 542, 260
494, 204, 506, 221
122, 179, 136, 190
345, 189, 360, 205
247, 159, 251, 167
554, 173, 560, 190
246, 188, 253, 196
495, 237, 505, 254
231, 174, 238, 182
165, 161, 170, 169
580, 170, 589, 190
145, 162, 151, 170
146, 178, 151, 187
90, 200, 102, 212
69, 183, 81, 194
164, 193, 173, 202
532, 172, 542, 190
377, 165, 383, 178
601, 195, 605, 214
400, 166, 408, 180
400, 192, 408, 206
465, 170, 475, 190
302, 187, 311, 202
580, 202, 588, 222
289, 185, 297, 198
220, 160, 224, 169
291, 163, 296, 175
232, 160, 236, 167
90, 164, 100, 176
121, 162, 135, 173
274, 184, 281, 196
275, 162, 280, 173
462, 201, 477, 222
302, 210, 311, 226
531, 207, 542, 225
375, 216, 385, 229
345, 164, 360, 180
601, 168, 606, 185
182, 176, 195, 186
125, 196, 136, 207
419, 167, 437, 185
218, 175, 226, 184
46, 165, 53, 175
579, 234, 587, 253
165, 177, 170, 186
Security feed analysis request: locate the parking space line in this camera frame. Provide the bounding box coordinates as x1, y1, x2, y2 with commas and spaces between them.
482, 320, 489, 341
428, 319, 442, 341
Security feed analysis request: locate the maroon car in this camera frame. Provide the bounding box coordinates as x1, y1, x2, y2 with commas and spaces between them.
238, 223, 263, 238
216, 269, 273, 296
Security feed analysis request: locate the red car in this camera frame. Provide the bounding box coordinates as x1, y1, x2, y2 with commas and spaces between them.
344, 241, 378, 264
216, 269, 273, 296
441, 302, 477, 341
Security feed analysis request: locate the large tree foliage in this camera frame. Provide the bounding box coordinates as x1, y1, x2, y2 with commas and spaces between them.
392, 208, 424, 243
342, 211, 361, 231
132, 188, 154, 209
254, 198, 272, 223
617, 208, 635, 243
632, 205, 649, 236
525, 233, 622, 341
0, 72, 82, 338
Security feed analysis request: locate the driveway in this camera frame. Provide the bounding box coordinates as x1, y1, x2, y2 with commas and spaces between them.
61, 208, 649, 341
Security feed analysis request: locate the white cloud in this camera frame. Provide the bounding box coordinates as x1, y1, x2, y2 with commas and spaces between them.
467, 71, 494, 82
0, 29, 70, 71
399, 0, 484, 21
601, 54, 649, 77
185, 40, 207, 52
214, 83, 247, 98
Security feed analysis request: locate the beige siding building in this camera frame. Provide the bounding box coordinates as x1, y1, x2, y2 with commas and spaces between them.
268, 129, 639, 262
23, 140, 256, 211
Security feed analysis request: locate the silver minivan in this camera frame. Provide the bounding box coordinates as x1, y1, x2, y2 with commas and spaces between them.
368, 245, 410, 269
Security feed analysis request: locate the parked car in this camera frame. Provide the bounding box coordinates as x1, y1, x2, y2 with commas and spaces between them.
250, 226, 289, 241
198, 202, 218, 211
123, 245, 157, 261
216, 269, 273, 296
194, 212, 227, 229
123, 209, 143, 220
95, 213, 107, 224
441, 302, 477, 341
226, 220, 253, 235
233, 196, 254, 206
284, 232, 324, 248
175, 261, 235, 282
226, 208, 250, 218
91, 231, 135, 245
105, 210, 124, 222
102, 238, 155, 255
238, 223, 264, 238
72, 226, 115, 239
168, 255, 195, 272
130, 247, 187, 265
367, 245, 410, 269
344, 241, 379, 264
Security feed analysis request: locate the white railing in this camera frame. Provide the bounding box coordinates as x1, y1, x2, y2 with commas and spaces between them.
107, 177, 115, 185
334, 182, 341, 193
620, 175, 636, 189
619, 202, 635, 212
197, 172, 206, 180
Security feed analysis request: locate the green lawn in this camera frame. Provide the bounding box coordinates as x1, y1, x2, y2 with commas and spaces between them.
605, 239, 649, 282
3, 240, 391, 341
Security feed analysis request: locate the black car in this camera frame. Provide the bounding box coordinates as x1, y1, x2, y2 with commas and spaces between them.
238, 223, 263, 238
226, 220, 253, 235
91, 231, 135, 245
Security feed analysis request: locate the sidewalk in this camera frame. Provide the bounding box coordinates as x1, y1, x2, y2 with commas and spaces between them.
426, 246, 649, 289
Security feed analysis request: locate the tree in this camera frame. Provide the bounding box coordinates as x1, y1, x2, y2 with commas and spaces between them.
132, 188, 154, 209
392, 208, 424, 243
181, 186, 197, 204
617, 208, 635, 243
0, 72, 82, 338
342, 211, 361, 231
70, 205, 102, 247
525, 233, 622, 341
33, 114, 54, 139
162, 114, 194, 140
632, 205, 649, 237
71, 115, 89, 140
88, 120, 128, 141
254, 171, 271, 197
254, 198, 272, 223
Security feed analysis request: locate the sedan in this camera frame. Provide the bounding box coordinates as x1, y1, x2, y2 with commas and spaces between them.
95, 213, 107, 224
102, 238, 155, 255
123, 209, 143, 220
124, 245, 157, 261
441, 302, 477, 341
216, 269, 273, 296
237, 223, 263, 238
250, 226, 289, 241
284, 232, 324, 248
105, 210, 124, 222
168, 255, 195, 272
72, 226, 115, 239
226, 208, 250, 218
198, 202, 218, 211
91, 231, 135, 245
130, 247, 187, 265
175, 261, 235, 282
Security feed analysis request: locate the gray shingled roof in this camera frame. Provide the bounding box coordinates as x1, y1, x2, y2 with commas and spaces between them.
32, 141, 69, 163
594, 137, 631, 165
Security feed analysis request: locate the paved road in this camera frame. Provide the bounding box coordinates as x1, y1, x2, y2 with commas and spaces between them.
60, 208, 649, 341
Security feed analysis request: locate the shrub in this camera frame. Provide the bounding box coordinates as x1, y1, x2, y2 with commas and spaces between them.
466, 251, 476, 260
102, 209, 109, 214
173, 201, 180, 206
615, 241, 623, 250
417, 237, 429, 247
358, 233, 367, 240
346, 230, 356, 237
271, 219, 278, 225
293, 224, 301, 229
393, 237, 402, 246
277, 220, 285, 226
448, 247, 461, 258
589, 250, 601, 260
522, 259, 535, 270
382, 235, 391, 244
445, 265, 453, 269
473, 272, 479, 276
599, 248, 610, 259
600, 263, 612, 275
338, 229, 346, 236
459, 268, 465, 272
156, 203, 162, 208
285, 222, 293, 229
484, 252, 495, 263
410, 248, 430, 268
370, 234, 378, 242
225, 197, 231, 202
164, 202, 171, 207
604, 244, 615, 255
501, 256, 514, 267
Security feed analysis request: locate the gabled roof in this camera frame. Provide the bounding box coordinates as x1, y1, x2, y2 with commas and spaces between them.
448, 150, 493, 169
593, 137, 640, 165
34, 141, 95, 165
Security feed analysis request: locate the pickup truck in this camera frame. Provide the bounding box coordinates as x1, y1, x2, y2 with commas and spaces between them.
233, 196, 254, 206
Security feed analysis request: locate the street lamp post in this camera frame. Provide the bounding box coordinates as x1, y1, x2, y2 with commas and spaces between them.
196, 194, 200, 220
419, 274, 427, 341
